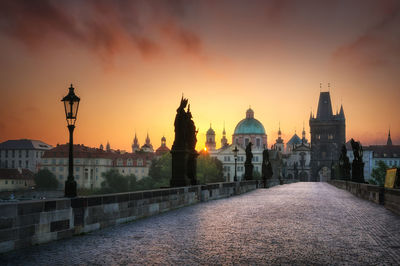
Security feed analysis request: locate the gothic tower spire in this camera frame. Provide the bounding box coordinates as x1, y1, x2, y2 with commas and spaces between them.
387, 128, 393, 146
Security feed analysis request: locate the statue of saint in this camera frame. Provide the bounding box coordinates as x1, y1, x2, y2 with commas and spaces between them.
186, 104, 197, 151
172, 97, 188, 149
262, 148, 273, 187
245, 142, 253, 164
338, 144, 351, 179
350, 138, 363, 162
244, 142, 254, 180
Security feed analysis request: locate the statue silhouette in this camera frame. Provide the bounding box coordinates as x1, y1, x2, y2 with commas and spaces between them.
262, 148, 273, 188
244, 142, 254, 180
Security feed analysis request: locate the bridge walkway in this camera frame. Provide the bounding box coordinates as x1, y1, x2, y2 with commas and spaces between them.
1, 182, 400, 265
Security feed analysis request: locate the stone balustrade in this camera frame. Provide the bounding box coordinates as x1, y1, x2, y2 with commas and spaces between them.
0, 180, 261, 253
328, 180, 400, 215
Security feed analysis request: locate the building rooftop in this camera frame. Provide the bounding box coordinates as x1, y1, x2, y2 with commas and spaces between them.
287, 134, 302, 145
0, 139, 52, 150
0, 168, 34, 180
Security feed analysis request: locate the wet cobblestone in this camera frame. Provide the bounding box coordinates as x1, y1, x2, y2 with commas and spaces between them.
1, 182, 400, 265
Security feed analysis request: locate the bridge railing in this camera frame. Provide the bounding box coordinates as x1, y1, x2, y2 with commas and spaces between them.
328, 180, 400, 216
0, 180, 262, 254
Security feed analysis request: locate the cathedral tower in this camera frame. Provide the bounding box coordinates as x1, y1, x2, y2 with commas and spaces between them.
205, 124, 216, 151
274, 123, 284, 152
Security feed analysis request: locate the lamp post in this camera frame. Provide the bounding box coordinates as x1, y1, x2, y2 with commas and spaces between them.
233, 145, 239, 182
62, 84, 80, 197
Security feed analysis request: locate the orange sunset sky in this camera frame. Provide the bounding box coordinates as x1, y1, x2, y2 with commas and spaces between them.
0, 0, 399, 151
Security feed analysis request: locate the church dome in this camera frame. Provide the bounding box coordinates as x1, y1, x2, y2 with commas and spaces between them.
207, 127, 215, 135
233, 108, 266, 135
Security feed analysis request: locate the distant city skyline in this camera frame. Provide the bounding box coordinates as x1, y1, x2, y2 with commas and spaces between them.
0, 0, 399, 151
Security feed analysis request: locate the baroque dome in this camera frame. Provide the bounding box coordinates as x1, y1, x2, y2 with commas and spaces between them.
233, 108, 266, 135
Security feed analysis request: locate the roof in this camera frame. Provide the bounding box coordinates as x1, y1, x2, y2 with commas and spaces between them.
207, 127, 215, 135
155, 145, 170, 156
234, 118, 266, 135
0, 139, 52, 150
287, 134, 302, 145
316, 91, 333, 120
368, 145, 400, 158
43, 144, 114, 159
233, 108, 266, 135
43, 144, 156, 166
0, 168, 34, 180
345, 140, 400, 158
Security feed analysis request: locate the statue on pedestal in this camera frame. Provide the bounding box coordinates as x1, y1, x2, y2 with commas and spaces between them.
170, 97, 198, 187
186, 105, 198, 186
262, 148, 273, 188
338, 144, 351, 180
244, 142, 254, 180
350, 138, 364, 183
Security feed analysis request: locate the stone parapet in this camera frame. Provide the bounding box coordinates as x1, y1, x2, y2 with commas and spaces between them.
0, 180, 261, 253
328, 180, 400, 216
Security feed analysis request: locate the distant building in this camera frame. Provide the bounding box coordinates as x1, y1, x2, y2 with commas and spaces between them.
346, 130, 400, 180
41, 144, 155, 190
205, 125, 216, 151
310, 91, 345, 181
272, 125, 311, 181
208, 108, 281, 181
0, 139, 52, 173
272, 124, 284, 153
141, 133, 154, 153
232, 108, 267, 150
0, 168, 34, 192
155, 136, 170, 156
131, 133, 140, 153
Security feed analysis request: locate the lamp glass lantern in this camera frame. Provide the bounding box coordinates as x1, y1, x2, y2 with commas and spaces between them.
233, 146, 239, 159
62, 84, 80, 126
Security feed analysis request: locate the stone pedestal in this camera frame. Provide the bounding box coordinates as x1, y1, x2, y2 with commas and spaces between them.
351, 161, 365, 183
244, 163, 253, 180
170, 149, 189, 187
187, 151, 199, 186
265, 179, 280, 188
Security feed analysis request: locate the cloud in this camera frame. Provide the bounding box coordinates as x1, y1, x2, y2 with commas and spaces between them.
332, 1, 400, 68
161, 20, 202, 56
0, 0, 200, 60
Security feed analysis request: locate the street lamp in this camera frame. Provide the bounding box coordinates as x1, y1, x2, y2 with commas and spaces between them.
62, 84, 80, 197
233, 145, 239, 182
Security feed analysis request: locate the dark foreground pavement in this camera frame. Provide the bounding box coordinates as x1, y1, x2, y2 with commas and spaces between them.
1, 182, 400, 265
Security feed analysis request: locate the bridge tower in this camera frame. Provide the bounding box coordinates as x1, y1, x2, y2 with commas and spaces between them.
309, 90, 345, 181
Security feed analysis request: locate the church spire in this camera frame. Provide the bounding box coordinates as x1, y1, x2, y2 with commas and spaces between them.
339, 104, 345, 120
221, 122, 228, 147
132, 132, 140, 152
278, 122, 282, 137
387, 128, 393, 146
145, 132, 151, 145
316, 91, 333, 120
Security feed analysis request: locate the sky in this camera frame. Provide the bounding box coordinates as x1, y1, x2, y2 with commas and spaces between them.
0, 0, 399, 151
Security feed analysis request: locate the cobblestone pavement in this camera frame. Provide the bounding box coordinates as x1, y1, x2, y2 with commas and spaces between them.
2, 182, 400, 265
